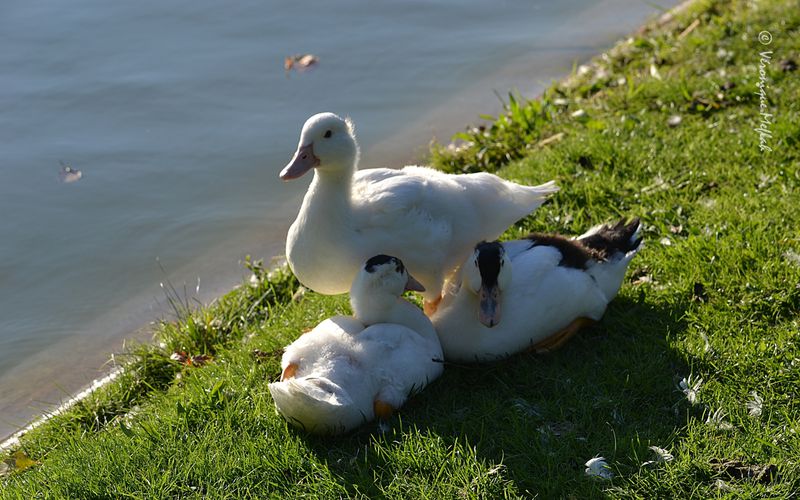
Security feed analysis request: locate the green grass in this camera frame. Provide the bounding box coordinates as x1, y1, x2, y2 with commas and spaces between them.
3, 0, 799, 497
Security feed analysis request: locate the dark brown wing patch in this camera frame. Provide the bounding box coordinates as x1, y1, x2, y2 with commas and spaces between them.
525, 233, 602, 269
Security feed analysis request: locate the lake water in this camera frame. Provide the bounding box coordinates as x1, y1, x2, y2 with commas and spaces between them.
0, 0, 676, 440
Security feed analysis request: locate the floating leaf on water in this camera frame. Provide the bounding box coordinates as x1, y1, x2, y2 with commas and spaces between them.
284, 54, 319, 72
297, 54, 317, 67
58, 161, 82, 183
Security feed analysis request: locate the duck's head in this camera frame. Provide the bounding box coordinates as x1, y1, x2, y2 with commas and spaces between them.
280, 112, 360, 180
465, 241, 511, 328
349, 255, 425, 321
351, 254, 425, 298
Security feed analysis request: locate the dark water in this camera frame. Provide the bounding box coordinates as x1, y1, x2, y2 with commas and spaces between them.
0, 0, 675, 440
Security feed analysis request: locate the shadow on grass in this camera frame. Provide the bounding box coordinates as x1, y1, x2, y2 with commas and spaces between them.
296, 292, 689, 496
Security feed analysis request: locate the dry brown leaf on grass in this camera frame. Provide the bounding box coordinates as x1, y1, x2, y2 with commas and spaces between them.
251, 349, 281, 362
709, 459, 778, 484
170, 351, 213, 367
537, 132, 565, 148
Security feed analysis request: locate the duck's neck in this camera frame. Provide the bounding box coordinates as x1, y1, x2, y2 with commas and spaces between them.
301, 166, 355, 217
352, 294, 436, 340
352, 292, 398, 325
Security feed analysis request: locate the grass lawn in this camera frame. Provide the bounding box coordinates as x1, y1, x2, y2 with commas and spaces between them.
3, 0, 799, 497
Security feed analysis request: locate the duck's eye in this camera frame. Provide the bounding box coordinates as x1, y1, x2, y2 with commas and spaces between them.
323, 130, 332, 138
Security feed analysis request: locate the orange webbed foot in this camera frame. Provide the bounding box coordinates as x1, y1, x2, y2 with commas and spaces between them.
373, 400, 395, 420
532, 317, 595, 353
281, 363, 298, 381
423, 296, 443, 316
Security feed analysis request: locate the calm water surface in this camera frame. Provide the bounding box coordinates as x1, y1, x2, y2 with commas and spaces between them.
0, 0, 675, 439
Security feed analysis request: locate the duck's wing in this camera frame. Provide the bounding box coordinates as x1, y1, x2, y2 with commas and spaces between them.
281, 316, 365, 374
358, 323, 443, 401
356, 166, 558, 246
509, 243, 609, 322
352, 168, 452, 234
351, 167, 557, 295
269, 375, 367, 435
351, 169, 455, 284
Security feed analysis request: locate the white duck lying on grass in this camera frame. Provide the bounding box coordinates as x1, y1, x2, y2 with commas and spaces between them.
269, 255, 443, 435
280, 112, 559, 313
431, 218, 643, 362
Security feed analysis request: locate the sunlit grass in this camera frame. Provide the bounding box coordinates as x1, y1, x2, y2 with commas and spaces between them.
2, 0, 799, 496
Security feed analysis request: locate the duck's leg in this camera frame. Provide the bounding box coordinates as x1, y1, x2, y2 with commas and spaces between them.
532, 317, 595, 353
280, 363, 299, 381
423, 295, 443, 316
373, 400, 395, 420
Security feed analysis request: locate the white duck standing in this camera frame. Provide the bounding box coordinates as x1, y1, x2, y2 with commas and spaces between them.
268, 255, 443, 435
280, 112, 558, 313
431, 218, 643, 362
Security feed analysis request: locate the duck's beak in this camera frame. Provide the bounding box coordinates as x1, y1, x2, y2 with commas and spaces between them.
404, 273, 426, 292
478, 285, 501, 328
280, 143, 320, 180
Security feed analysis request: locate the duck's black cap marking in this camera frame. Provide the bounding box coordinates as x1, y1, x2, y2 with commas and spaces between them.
365, 254, 404, 274
475, 241, 504, 288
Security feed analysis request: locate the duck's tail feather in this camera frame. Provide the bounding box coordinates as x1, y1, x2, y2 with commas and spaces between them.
515, 179, 560, 209
493, 178, 560, 223
578, 217, 643, 257
268, 377, 362, 434
579, 218, 643, 300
